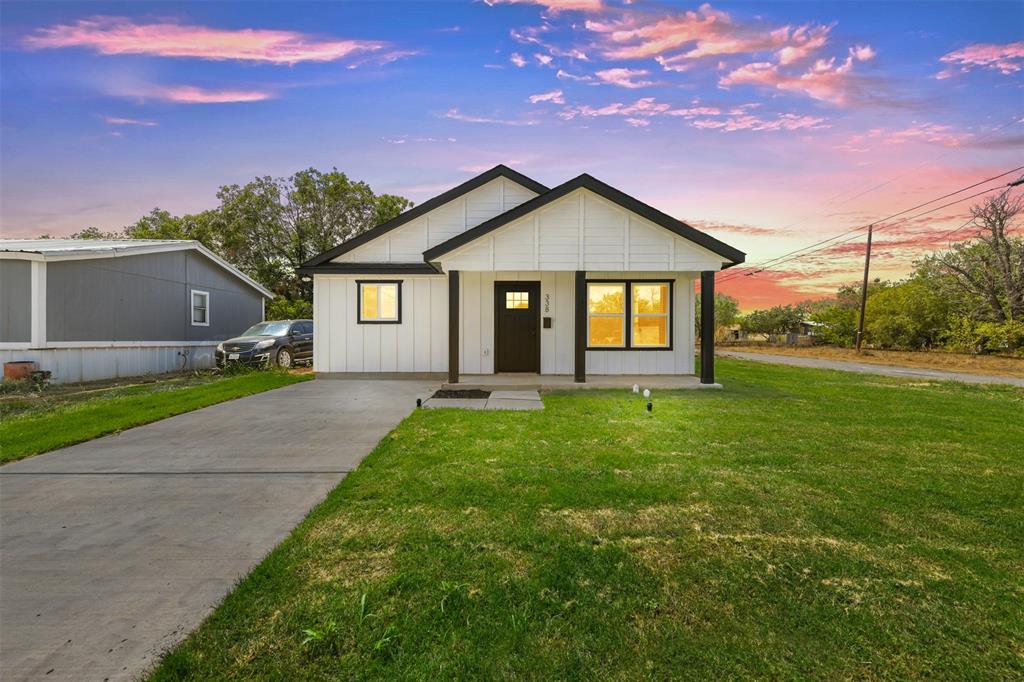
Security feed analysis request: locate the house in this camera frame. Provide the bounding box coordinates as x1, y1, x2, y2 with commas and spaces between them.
0, 239, 272, 383
298, 166, 745, 384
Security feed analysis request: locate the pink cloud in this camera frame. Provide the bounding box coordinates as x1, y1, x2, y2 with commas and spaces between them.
103, 116, 157, 126
22, 16, 388, 65
586, 4, 833, 70
528, 89, 565, 104
688, 112, 828, 132
510, 52, 527, 67
665, 106, 722, 118
556, 69, 592, 81
535, 53, 554, 66
719, 46, 876, 105
560, 96, 672, 121
867, 124, 973, 148
485, 0, 603, 11
443, 108, 539, 126
937, 41, 1024, 78
594, 67, 654, 88
146, 85, 272, 104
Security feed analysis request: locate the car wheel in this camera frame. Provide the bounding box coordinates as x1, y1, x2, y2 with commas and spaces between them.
276, 347, 293, 369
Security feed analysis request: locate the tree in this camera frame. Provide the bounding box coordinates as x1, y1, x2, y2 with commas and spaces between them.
809, 280, 891, 347
924, 185, 1024, 322
695, 292, 740, 339
740, 304, 804, 338
216, 168, 411, 300
864, 279, 949, 349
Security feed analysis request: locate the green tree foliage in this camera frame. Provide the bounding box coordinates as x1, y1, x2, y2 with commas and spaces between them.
265, 297, 314, 321
695, 292, 740, 338
740, 305, 804, 338
58, 168, 411, 308
864, 279, 949, 349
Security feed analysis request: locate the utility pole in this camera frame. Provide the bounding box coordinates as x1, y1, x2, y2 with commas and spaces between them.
855, 223, 874, 353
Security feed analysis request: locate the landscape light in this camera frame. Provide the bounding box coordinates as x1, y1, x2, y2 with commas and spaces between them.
643, 388, 651, 399
632, 384, 639, 394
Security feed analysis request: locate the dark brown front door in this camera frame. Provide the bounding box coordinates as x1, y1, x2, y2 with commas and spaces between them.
494, 281, 540, 373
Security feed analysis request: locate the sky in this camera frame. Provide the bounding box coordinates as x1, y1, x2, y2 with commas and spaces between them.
1, 0, 1022, 309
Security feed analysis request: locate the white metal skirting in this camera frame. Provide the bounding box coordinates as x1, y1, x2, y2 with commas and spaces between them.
0, 344, 216, 383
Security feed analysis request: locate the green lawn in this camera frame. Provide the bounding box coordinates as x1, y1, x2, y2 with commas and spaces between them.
0, 370, 309, 464
151, 359, 1023, 680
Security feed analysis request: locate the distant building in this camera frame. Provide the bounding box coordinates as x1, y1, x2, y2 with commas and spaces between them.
0, 239, 272, 383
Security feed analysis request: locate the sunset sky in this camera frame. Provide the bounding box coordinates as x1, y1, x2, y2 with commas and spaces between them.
1, 0, 1021, 309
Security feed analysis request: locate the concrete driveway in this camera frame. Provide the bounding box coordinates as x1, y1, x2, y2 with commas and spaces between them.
0, 378, 435, 681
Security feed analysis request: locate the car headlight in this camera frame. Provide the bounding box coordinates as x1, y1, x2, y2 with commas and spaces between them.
216, 342, 224, 352
255, 339, 275, 350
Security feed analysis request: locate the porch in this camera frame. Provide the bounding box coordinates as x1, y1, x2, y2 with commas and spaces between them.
442, 373, 718, 391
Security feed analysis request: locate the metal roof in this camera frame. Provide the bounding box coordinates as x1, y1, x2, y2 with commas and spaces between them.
0, 239, 273, 298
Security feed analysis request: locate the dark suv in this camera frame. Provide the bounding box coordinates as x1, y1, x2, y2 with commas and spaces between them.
216, 319, 313, 369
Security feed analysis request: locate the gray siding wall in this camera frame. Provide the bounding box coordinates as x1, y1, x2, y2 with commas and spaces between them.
46, 251, 264, 343
0, 260, 32, 342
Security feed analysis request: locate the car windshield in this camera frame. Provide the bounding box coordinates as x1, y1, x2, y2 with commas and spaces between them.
241, 322, 291, 337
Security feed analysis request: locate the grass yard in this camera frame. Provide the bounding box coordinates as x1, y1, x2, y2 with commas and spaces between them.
0, 369, 310, 464
151, 359, 1023, 680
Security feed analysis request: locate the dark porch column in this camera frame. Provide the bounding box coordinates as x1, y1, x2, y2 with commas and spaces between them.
448, 270, 459, 384
700, 271, 715, 385
574, 270, 586, 383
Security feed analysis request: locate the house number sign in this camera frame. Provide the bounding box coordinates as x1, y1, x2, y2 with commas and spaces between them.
544, 293, 550, 313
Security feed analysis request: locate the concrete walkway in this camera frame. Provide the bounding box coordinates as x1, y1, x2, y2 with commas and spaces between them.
0, 379, 435, 681
719, 350, 1024, 387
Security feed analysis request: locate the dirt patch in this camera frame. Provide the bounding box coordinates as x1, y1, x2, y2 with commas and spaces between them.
432, 389, 492, 399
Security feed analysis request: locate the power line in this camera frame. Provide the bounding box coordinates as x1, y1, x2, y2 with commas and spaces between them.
718, 167, 1024, 283
719, 183, 1019, 282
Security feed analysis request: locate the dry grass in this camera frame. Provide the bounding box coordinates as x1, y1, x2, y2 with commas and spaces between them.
727, 343, 1024, 377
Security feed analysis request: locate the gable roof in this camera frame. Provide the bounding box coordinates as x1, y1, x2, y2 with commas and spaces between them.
423, 173, 745, 267
301, 165, 549, 268
0, 239, 274, 297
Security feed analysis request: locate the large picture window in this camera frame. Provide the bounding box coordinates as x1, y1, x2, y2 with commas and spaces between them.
357, 281, 401, 323
587, 281, 671, 349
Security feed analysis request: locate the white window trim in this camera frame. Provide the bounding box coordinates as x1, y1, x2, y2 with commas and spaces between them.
191, 289, 210, 327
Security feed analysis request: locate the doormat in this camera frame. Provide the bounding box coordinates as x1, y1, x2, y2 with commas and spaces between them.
431, 389, 492, 399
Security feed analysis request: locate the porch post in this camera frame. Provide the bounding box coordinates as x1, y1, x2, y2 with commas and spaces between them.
448, 270, 459, 384
574, 270, 586, 383
700, 271, 715, 385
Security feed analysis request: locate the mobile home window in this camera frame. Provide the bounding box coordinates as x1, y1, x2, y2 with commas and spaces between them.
191, 290, 209, 326
587, 281, 671, 349
357, 281, 401, 323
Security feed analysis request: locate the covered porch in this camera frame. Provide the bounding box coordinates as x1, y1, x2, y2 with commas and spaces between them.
445, 269, 720, 386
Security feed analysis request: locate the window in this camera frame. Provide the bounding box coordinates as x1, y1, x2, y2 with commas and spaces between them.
191, 290, 209, 326
588, 283, 625, 347
505, 291, 530, 309
587, 281, 671, 349
632, 283, 670, 347
357, 281, 401, 323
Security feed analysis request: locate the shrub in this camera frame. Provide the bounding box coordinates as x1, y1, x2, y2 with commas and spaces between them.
266, 297, 313, 321
942, 317, 1024, 356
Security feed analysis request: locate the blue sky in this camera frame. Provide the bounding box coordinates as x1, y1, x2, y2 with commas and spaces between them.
1, 0, 1021, 306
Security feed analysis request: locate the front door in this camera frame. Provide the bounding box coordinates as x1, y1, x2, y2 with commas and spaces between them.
494, 281, 540, 373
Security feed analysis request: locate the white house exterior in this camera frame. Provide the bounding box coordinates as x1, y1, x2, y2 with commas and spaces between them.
0, 239, 272, 383
300, 166, 744, 384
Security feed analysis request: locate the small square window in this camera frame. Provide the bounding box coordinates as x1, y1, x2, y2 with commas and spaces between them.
358, 282, 401, 323
505, 291, 530, 309
191, 290, 209, 326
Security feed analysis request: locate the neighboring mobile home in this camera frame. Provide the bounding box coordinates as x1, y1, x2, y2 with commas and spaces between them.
299, 166, 745, 384
0, 239, 272, 383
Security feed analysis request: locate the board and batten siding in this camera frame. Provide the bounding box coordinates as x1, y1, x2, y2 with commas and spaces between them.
313, 271, 696, 375
313, 276, 449, 373
436, 188, 726, 273
332, 177, 539, 264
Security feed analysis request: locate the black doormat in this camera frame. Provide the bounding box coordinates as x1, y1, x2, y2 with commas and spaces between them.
431, 389, 491, 399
